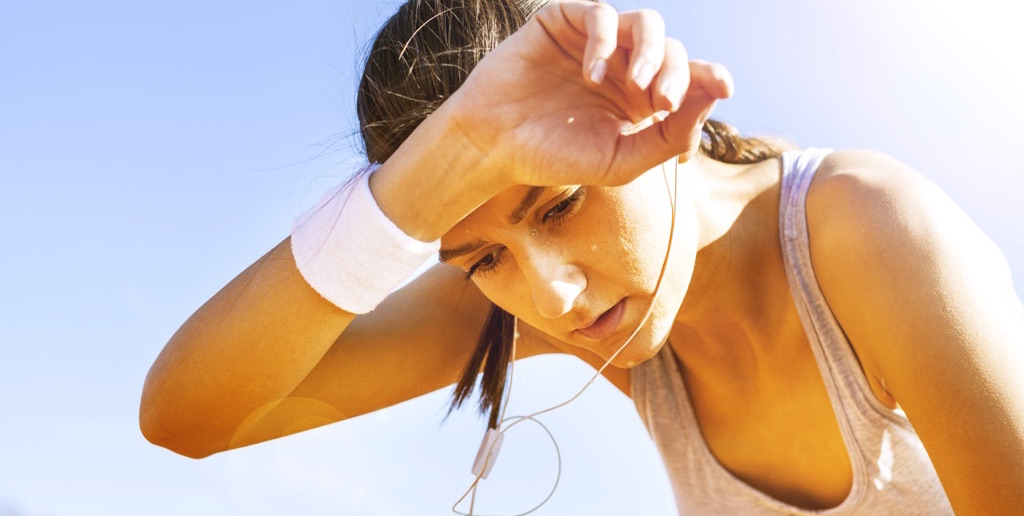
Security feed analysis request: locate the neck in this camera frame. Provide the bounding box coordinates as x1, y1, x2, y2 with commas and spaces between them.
669, 154, 796, 369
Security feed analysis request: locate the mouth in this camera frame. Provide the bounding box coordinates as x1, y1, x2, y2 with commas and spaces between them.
575, 299, 626, 341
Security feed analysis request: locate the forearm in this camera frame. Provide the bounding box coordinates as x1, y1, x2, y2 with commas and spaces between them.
141, 107, 497, 457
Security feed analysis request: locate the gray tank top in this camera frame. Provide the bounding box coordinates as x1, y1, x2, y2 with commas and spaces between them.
631, 148, 953, 515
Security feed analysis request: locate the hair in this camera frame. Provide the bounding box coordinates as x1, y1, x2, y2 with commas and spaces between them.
357, 0, 789, 428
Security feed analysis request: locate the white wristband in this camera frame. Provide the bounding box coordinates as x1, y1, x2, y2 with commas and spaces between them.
290, 163, 440, 314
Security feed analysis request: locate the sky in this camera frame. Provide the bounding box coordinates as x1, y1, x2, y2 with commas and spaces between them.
1, 1, 1022, 515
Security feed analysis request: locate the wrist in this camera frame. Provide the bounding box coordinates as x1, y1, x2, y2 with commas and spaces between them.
290, 167, 440, 314
369, 99, 509, 242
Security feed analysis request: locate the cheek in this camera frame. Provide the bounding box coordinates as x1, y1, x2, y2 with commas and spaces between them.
610, 177, 700, 354
599, 190, 678, 289
471, 266, 534, 319
646, 195, 700, 340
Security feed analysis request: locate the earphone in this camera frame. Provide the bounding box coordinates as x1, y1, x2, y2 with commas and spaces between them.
453, 155, 680, 516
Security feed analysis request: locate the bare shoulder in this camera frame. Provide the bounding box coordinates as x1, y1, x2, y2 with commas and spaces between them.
805, 148, 1016, 301
807, 148, 965, 223
804, 148, 1016, 379
804, 148, 1016, 312
802, 149, 1024, 511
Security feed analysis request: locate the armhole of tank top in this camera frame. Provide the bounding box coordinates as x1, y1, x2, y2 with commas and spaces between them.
784, 148, 915, 429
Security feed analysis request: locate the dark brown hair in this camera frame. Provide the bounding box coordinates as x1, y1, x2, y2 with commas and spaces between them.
356, 0, 788, 428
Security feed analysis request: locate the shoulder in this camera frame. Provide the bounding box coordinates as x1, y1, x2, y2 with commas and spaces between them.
803, 148, 1019, 394
805, 148, 1011, 287
804, 148, 1011, 292
806, 148, 972, 243
802, 148, 1024, 513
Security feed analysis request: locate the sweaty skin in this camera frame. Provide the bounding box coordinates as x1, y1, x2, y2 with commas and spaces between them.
140, 2, 1024, 514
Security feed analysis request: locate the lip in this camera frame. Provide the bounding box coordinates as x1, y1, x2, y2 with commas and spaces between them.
575, 299, 626, 341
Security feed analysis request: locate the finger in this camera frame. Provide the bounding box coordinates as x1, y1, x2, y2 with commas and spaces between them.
650, 38, 690, 112
607, 61, 733, 182
659, 60, 733, 162
581, 2, 619, 84
619, 9, 666, 91
532, 2, 619, 84
689, 59, 734, 101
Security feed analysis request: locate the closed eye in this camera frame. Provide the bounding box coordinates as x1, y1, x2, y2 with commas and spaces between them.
465, 247, 506, 279
465, 187, 587, 279
542, 186, 586, 225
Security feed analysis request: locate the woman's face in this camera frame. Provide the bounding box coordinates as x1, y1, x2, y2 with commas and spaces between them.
440, 163, 698, 367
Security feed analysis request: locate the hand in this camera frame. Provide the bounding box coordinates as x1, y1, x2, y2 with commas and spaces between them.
446, 0, 733, 188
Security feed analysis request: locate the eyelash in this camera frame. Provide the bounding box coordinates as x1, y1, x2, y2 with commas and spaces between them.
465, 248, 506, 279
465, 187, 587, 279
543, 186, 586, 225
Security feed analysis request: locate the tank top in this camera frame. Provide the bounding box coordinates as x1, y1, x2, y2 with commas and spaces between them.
630, 148, 953, 515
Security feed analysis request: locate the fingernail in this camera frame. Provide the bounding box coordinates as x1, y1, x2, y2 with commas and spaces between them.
589, 59, 607, 84
633, 61, 655, 90
663, 78, 684, 111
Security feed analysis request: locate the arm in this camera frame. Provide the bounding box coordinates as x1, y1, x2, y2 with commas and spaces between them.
138, 235, 494, 458
141, 2, 722, 458
807, 150, 1024, 514
211, 259, 499, 453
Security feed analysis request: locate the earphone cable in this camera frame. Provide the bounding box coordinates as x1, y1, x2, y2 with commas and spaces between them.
454, 157, 680, 516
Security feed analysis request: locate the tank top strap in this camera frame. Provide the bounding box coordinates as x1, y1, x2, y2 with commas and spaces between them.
626, 148, 953, 514
779, 148, 913, 447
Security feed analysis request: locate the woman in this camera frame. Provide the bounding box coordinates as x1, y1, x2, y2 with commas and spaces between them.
140, 0, 1024, 513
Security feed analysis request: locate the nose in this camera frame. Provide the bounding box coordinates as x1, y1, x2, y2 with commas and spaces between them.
520, 247, 586, 319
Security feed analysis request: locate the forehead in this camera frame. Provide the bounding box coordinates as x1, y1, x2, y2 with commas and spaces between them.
443, 184, 554, 239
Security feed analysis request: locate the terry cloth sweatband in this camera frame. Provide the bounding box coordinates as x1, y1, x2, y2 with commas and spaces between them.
290, 163, 440, 314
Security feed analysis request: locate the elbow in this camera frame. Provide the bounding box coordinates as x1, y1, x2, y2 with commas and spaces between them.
139, 412, 214, 459
139, 384, 222, 460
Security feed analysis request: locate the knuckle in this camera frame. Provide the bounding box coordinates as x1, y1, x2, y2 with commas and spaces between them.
665, 38, 686, 55
536, 2, 560, 18
664, 38, 689, 64
590, 33, 616, 50
585, 3, 618, 38
585, 2, 618, 27
692, 60, 730, 82
636, 9, 666, 32
591, 2, 619, 17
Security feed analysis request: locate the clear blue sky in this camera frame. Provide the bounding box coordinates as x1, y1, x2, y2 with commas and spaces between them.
1, 1, 1021, 515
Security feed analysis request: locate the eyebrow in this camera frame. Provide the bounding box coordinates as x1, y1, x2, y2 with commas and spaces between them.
508, 186, 544, 225
438, 186, 546, 263
438, 239, 487, 263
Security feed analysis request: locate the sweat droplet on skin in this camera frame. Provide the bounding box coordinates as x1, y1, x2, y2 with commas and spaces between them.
591, 244, 598, 252
531, 228, 538, 237
567, 117, 574, 124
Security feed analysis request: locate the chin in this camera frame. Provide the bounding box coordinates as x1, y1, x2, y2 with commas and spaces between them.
610, 284, 684, 368
607, 303, 676, 369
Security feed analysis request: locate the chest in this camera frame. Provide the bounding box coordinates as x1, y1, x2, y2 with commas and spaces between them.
677, 338, 854, 510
